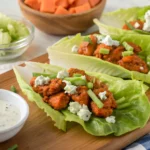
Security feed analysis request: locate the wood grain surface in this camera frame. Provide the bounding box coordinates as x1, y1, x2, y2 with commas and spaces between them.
0, 53, 150, 150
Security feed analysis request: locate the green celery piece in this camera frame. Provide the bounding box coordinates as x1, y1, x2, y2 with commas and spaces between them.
73, 73, 82, 77
10, 85, 17, 93
87, 82, 93, 89
87, 89, 104, 108
122, 41, 133, 51
99, 48, 110, 54
64, 77, 87, 86
0, 31, 11, 45
83, 36, 93, 44
122, 51, 133, 57
7, 144, 18, 150
32, 72, 56, 79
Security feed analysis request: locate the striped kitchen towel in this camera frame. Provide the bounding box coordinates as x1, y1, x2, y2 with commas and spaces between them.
124, 134, 150, 150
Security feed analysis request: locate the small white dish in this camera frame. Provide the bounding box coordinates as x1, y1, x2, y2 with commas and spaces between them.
0, 89, 29, 142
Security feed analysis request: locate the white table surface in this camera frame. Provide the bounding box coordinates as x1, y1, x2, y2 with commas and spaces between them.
0, 0, 150, 74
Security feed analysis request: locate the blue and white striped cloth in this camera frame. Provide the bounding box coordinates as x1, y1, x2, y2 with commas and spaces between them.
124, 134, 150, 150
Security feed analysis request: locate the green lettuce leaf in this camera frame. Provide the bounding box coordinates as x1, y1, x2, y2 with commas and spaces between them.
47, 34, 150, 84
94, 6, 150, 35
13, 62, 150, 136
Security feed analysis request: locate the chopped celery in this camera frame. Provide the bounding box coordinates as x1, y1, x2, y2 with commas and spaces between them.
83, 36, 92, 44
73, 73, 82, 77
99, 48, 110, 54
87, 89, 104, 108
122, 41, 133, 51
7, 144, 18, 150
64, 77, 87, 86
87, 82, 93, 89
32, 72, 56, 79
122, 51, 133, 57
10, 85, 17, 93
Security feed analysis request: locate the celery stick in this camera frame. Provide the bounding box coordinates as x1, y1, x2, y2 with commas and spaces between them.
64, 77, 87, 86
99, 48, 110, 54
87, 89, 104, 108
32, 72, 56, 78
87, 82, 93, 89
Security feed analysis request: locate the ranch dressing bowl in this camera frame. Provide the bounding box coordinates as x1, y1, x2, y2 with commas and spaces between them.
0, 89, 29, 142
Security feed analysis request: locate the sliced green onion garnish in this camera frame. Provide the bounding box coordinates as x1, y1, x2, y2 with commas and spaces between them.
87, 89, 104, 108
10, 85, 17, 93
64, 77, 87, 86
83, 36, 93, 44
116, 97, 126, 104
125, 21, 135, 30
99, 48, 110, 54
122, 41, 133, 51
125, 21, 150, 34
73, 73, 82, 77
7, 144, 18, 150
122, 51, 133, 57
87, 82, 93, 89
32, 72, 56, 78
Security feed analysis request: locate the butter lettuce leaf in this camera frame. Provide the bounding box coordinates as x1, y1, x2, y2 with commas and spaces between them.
94, 6, 150, 35
14, 62, 150, 136
47, 34, 150, 84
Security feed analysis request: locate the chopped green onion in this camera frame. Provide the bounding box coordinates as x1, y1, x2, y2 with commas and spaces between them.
122, 51, 133, 57
7, 144, 18, 150
99, 48, 110, 54
10, 85, 17, 93
87, 82, 93, 89
122, 41, 133, 51
125, 21, 150, 34
117, 103, 130, 109
83, 36, 93, 44
32, 72, 56, 79
87, 89, 104, 108
73, 73, 82, 77
64, 77, 87, 86
125, 21, 135, 30
116, 97, 126, 104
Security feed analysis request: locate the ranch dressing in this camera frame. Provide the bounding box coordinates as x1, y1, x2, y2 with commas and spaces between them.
0, 100, 21, 131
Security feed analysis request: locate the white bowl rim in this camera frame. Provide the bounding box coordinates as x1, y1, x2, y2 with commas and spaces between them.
0, 89, 29, 133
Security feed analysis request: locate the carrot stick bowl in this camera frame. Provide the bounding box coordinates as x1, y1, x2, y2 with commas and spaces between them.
18, 0, 106, 35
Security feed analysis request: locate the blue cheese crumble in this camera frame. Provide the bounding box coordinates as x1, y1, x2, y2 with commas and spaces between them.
57, 70, 69, 79
105, 116, 116, 123
98, 91, 107, 100
35, 75, 50, 87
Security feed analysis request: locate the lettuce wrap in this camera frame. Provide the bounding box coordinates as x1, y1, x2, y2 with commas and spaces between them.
14, 62, 150, 136
47, 34, 150, 84
93, 6, 150, 35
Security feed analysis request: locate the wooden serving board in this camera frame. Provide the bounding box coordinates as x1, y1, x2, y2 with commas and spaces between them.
0, 53, 150, 150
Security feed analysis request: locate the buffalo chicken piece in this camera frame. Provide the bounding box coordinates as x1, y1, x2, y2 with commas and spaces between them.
122, 20, 144, 30
119, 55, 149, 74
78, 35, 97, 56
94, 44, 124, 64
48, 92, 70, 110
71, 86, 90, 105
90, 86, 117, 118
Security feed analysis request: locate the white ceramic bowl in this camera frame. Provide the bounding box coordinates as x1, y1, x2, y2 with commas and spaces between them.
0, 89, 29, 142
